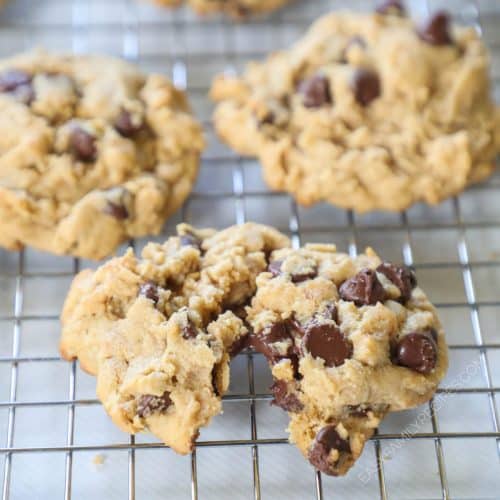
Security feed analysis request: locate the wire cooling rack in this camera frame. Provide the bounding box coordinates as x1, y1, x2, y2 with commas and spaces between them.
0, 0, 499, 499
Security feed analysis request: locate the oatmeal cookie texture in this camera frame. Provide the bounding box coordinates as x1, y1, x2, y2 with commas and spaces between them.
211, 6, 499, 212
247, 244, 448, 475
0, 50, 204, 259
147, 0, 290, 17
60, 223, 290, 454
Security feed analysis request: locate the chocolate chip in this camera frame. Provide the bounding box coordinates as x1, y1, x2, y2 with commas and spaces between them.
104, 201, 129, 220
418, 11, 452, 46
0, 69, 31, 91
137, 391, 172, 418
309, 425, 350, 475
69, 127, 97, 162
286, 318, 305, 339
267, 260, 317, 283
339, 269, 386, 306
393, 332, 437, 374
114, 109, 142, 137
375, 0, 405, 15
302, 323, 352, 367
346, 405, 371, 418
182, 319, 198, 340
211, 368, 220, 397
323, 303, 338, 323
351, 68, 381, 106
250, 322, 292, 364
257, 111, 275, 127
377, 262, 416, 302
341, 36, 366, 63
180, 234, 202, 249
139, 281, 159, 304
428, 327, 438, 342
291, 266, 318, 283
270, 379, 304, 413
0, 69, 34, 105
267, 260, 283, 277
298, 75, 332, 108
229, 332, 249, 357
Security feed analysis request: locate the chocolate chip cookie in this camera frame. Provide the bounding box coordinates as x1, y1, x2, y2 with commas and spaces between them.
247, 244, 448, 475
148, 0, 291, 18
60, 223, 290, 453
0, 49, 204, 259
211, 6, 499, 212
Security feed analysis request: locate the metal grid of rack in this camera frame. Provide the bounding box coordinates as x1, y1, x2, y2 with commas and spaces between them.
0, 0, 499, 498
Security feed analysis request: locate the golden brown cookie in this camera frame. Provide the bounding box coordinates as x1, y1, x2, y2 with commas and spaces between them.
211, 7, 499, 212
247, 244, 448, 475
0, 49, 204, 259
60, 223, 290, 453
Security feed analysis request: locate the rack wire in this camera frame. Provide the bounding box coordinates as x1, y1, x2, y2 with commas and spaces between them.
0, 0, 499, 498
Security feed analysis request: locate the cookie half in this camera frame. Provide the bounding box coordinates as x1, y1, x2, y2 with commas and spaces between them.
211, 7, 499, 212
60, 223, 290, 453
247, 244, 448, 475
147, 0, 291, 18
0, 49, 204, 259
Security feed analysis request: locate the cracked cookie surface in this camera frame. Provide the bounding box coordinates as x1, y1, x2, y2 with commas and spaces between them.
60, 223, 290, 453
0, 49, 204, 259
247, 244, 448, 475
147, 0, 291, 18
211, 7, 499, 212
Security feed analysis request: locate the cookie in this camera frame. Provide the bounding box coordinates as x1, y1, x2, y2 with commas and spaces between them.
147, 0, 291, 17
60, 223, 290, 453
0, 49, 204, 260
246, 244, 448, 475
211, 7, 499, 212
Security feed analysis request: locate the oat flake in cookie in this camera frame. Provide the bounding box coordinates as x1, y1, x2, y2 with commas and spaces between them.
0, 49, 204, 259
211, 7, 500, 212
247, 244, 448, 475
60, 223, 290, 454
147, 0, 291, 18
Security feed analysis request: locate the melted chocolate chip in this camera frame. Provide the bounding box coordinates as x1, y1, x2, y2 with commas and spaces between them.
229, 332, 249, 357
270, 379, 304, 413
302, 323, 352, 367
104, 201, 129, 220
139, 281, 159, 304
418, 11, 452, 46
267, 260, 283, 277
211, 368, 220, 397
267, 260, 317, 283
375, 0, 405, 15
180, 234, 202, 249
393, 332, 437, 374
346, 405, 371, 418
286, 318, 305, 339
12, 83, 34, 105
70, 127, 97, 162
309, 425, 350, 475
257, 111, 275, 127
0, 69, 31, 91
298, 75, 332, 108
428, 327, 438, 342
339, 269, 386, 306
323, 303, 338, 323
352, 68, 381, 106
137, 391, 172, 418
250, 322, 292, 363
0, 69, 34, 104
377, 262, 416, 303
182, 320, 198, 340
291, 266, 318, 283
114, 109, 143, 137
